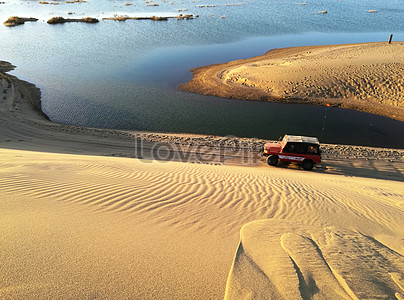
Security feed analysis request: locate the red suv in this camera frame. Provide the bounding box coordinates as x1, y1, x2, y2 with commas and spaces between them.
263, 135, 321, 170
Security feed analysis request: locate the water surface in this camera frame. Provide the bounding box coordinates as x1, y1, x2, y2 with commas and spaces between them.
1, 0, 403, 147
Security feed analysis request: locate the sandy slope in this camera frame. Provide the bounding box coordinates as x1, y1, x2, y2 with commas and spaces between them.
179, 42, 404, 121
1, 149, 403, 299
1, 61, 404, 298
226, 220, 404, 300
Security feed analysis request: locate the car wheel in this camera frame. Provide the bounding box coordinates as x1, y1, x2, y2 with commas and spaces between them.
302, 159, 314, 170
267, 155, 278, 166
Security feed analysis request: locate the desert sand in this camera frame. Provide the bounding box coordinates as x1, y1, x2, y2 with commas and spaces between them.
179, 42, 404, 122
1, 60, 404, 299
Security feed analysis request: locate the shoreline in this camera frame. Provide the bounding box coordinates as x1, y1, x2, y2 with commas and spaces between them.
179, 42, 404, 122
1, 59, 403, 164
0, 61, 48, 120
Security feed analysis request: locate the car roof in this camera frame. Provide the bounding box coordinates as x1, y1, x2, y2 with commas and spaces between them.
284, 135, 320, 145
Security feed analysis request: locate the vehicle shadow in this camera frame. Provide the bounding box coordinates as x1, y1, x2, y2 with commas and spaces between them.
315, 159, 403, 182
259, 156, 403, 182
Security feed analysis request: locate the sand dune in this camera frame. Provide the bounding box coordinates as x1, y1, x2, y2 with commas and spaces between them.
179, 42, 404, 121
1, 149, 403, 298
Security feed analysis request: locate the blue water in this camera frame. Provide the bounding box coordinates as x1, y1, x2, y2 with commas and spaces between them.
1, 0, 404, 147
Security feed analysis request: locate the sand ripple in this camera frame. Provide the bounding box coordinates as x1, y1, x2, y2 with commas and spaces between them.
1, 152, 402, 238
1, 150, 403, 298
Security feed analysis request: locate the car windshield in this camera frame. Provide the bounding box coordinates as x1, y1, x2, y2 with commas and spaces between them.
281, 135, 288, 146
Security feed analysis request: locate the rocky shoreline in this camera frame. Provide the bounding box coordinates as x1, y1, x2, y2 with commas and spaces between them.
140, 133, 404, 161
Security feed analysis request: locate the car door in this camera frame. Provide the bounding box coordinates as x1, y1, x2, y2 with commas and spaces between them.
279, 142, 306, 162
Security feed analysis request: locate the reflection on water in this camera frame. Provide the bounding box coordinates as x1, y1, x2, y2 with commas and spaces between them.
1, 0, 403, 147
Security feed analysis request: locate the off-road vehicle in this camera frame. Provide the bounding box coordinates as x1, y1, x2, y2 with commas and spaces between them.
263, 135, 321, 170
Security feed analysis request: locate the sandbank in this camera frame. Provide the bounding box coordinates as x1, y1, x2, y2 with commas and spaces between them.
3, 17, 38, 27
1, 61, 404, 298
179, 42, 404, 121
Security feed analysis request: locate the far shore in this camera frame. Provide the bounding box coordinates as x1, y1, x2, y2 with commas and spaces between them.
179, 42, 404, 122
